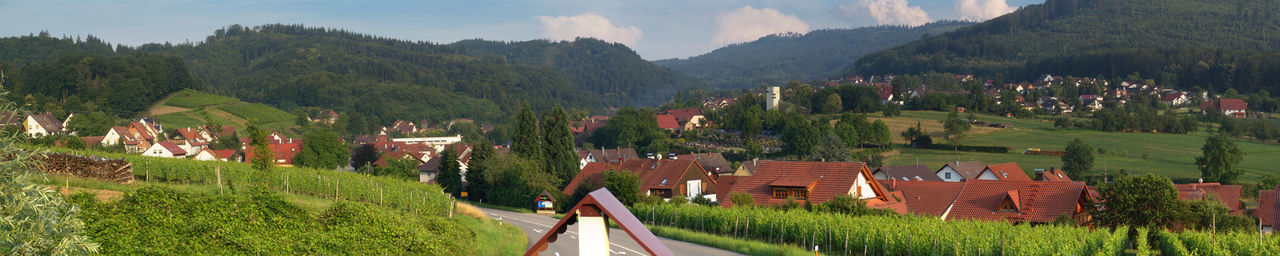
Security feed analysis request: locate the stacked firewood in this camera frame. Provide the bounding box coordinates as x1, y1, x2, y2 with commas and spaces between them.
36, 153, 134, 184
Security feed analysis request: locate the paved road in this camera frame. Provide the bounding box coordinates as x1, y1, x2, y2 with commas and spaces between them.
481, 207, 742, 256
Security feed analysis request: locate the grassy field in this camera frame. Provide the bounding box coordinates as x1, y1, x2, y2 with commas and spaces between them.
148, 89, 299, 136
163, 89, 240, 108
881, 111, 1280, 181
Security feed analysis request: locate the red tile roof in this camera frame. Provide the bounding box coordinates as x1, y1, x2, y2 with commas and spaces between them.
1257, 187, 1279, 228
655, 114, 679, 130
212, 150, 237, 160
157, 141, 187, 156
714, 176, 742, 201
980, 162, 1032, 181
945, 181, 1090, 223
724, 161, 890, 208
881, 180, 965, 216
638, 159, 708, 190
1175, 183, 1243, 215
1037, 168, 1073, 182
1201, 98, 1248, 111
665, 108, 702, 124
562, 162, 622, 195
243, 142, 303, 165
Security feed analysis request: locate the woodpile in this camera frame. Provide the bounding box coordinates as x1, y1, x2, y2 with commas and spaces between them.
36, 153, 134, 184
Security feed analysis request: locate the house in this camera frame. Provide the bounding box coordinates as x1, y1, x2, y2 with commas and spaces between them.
24, 114, 63, 138
1035, 168, 1073, 182
191, 148, 220, 161
675, 153, 731, 175
212, 150, 239, 162
935, 161, 986, 182
1079, 95, 1103, 111
243, 142, 303, 167
883, 180, 1093, 224
311, 110, 339, 125
975, 162, 1032, 181
1201, 98, 1247, 118
562, 158, 718, 202
721, 160, 905, 213
655, 114, 679, 131
732, 159, 760, 176
665, 108, 706, 131
1256, 186, 1279, 233
877, 85, 899, 104
0, 112, 24, 126
417, 144, 473, 183
142, 141, 188, 158
170, 127, 212, 153
388, 120, 418, 134
872, 164, 941, 182
1175, 183, 1243, 215
1162, 92, 1189, 106
578, 148, 639, 168
102, 126, 142, 151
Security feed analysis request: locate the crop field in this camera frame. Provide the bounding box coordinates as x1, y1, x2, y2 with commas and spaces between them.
881, 111, 1280, 181
149, 90, 300, 136
163, 89, 240, 108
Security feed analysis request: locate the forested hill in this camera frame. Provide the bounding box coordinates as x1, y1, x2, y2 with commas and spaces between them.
450, 38, 705, 106
653, 21, 973, 90
856, 0, 1280, 94
137, 24, 602, 125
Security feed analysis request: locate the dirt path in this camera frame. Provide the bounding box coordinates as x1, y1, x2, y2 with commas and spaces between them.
147, 93, 191, 116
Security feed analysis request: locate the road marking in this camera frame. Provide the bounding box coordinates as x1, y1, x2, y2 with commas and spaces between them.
486, 211, 649, 256
610, 249, 627, 255
533, 228, 544, 233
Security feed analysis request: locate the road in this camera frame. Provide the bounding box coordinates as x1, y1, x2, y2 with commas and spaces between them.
480, 207, 743, 256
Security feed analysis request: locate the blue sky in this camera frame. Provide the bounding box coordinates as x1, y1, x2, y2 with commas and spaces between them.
0, 0, 1042, 60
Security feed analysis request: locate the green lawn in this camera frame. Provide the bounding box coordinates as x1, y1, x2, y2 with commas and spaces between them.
163, 89, 240, 108
883, 111, 1280, 181
153, 112, 205, 129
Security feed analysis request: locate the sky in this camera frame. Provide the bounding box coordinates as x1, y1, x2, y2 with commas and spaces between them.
0, 0, 1043, 60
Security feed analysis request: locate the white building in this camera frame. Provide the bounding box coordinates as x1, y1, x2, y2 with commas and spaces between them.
391, 134, 464, 152
23, 114, 63, 138
142, 141, 188, 158
191, 148, 219, 161
765, 86, 780, 111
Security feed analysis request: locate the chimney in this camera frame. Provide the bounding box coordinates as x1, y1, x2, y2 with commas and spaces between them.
891, 178, 897, 189
752, 158, 758, 166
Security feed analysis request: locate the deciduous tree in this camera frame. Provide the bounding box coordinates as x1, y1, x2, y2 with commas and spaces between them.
1062, 138, 1094, 177
1196, 134, 1243, 185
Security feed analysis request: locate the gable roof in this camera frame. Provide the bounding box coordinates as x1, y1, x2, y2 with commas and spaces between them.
1037, 168, 1073, 182
714, 176, 742, 200
938, 161, 986, 180
980, 162, 1032, 181
874, 164, 941, 181
1175, 183, 1243, 215
1257, 187, 1279, 228
944, 181, 1089, 223
587, 148, 639, 164
157, 141, 187, 155
525, 188, 674, 256
881, 180, 966, 217
655, 114, 679, 129
724, 160, 887, 208
243, 142, 303, 165
665, 108, 703, 123
0, 112, 23, 125
28, 114, 63, 131
561, 162, 622, 195
676, 153, 731, 174
212, 150, 237, 160
638, 159, 708, 190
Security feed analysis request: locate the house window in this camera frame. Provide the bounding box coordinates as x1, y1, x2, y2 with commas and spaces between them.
998, 200, 1018, 212
791, 189, 808, 199
945, 172, 952, 179
772, 188, 787, 198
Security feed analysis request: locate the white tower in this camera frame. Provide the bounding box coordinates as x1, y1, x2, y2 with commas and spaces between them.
766, 86, 780, 111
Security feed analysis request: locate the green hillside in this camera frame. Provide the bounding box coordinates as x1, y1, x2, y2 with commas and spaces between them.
856, 0, 1280, 93
452, 38, 706, 106
151, 89, 299, 136
655, 21, 973, 89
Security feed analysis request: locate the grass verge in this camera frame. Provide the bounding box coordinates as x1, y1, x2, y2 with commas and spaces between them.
456, 216, 528, 256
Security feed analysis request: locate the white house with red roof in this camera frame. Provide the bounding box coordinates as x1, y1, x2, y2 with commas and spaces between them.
143, 141, 188, 158
191, 148, 220, 161
1201, 98, 1247, 118
23, 114, 64, 138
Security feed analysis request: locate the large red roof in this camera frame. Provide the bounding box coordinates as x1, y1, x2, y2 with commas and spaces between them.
1257, 187, 1279, 228
665, 108, 702, 124
655, 114, 679, 129
980, 162, 1032, 181
724, 160, 889, 208
1175, 183, 1243, 215
1037, 168, 1073, 182
243, 142, 303, 165
881, 180, 965, 216
944, 180, 1090, 223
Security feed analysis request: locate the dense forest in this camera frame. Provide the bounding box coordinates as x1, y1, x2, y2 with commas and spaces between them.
0, 24, 708, 130
855, 0, 1280, 94
451, 38, 705, 106
654, 21, 973, 90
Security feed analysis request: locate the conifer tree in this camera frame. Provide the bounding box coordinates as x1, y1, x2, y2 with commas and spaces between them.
541, 105, 578, 187
512, 102, 543, 159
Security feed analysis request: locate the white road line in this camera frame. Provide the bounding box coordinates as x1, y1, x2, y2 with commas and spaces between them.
486, 211, 649, 256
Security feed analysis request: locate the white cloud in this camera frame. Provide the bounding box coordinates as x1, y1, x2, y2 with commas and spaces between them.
713, 6, 810, 45
835, 0, 931, 27
535, 13, 643, 46
955, 0, 1017, 21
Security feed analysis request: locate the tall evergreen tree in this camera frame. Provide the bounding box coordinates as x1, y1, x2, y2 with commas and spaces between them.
512, 102, 543, 159
1062, 138, 1094, 177
541, 105, 578, 187
436, 148, 463, 197
1196, 134, 1244, 185
813, 130, 851, 161
466, 140, 497, 201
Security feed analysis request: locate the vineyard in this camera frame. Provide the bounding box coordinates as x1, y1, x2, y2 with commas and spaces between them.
630, 203, 1129, 255
38, 147, 453, 217
1158, 229, 1280, 255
